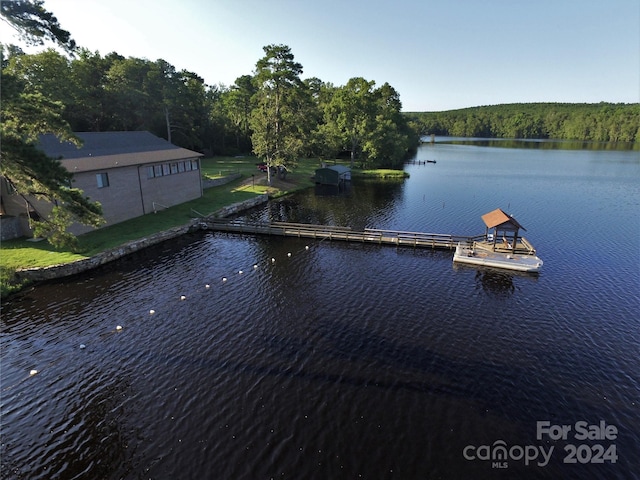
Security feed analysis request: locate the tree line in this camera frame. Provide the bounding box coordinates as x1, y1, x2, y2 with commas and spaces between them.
1, 45, 419, 167
405, 103, 639, 142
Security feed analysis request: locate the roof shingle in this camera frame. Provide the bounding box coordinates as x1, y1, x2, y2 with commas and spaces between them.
37, 131, 202, 172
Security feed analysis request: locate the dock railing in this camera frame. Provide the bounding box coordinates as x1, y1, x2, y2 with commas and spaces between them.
204, 218, 485, 251
520, 237, 537, 254
474, 236, 537, 255
364, 228, 483, 249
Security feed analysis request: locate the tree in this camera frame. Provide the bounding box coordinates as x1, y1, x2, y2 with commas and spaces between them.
167, 69, 209, 150
223, 75, 256, 153
1, 72, 104, 247
207, 84, 233, 155
302, 77, 333, 159
0, 0, 75, 52
322, 77, 377, 167
250, 44, 307, 184
366, 82, 416, 168
1, 0, 103, 248
103, 56, 152, 131
3, 47, 74, 115
66, 49, 116, 131
319, 79, 417, 168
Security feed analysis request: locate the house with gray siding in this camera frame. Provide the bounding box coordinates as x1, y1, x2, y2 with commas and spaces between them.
0, 131, 203, 239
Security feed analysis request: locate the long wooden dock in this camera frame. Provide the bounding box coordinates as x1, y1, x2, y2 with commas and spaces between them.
202, 219, 487, 250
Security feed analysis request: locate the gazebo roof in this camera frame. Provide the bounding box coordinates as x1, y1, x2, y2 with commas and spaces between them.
481, 208, 526, 231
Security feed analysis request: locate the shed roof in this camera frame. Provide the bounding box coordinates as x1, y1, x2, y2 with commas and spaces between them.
37, 131, 202, 173
481, 208, 526, 231
327, 165, 351, 174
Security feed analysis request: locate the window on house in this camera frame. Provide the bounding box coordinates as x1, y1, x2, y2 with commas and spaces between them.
185, 161, 192, 171
178, 162, 185, 173
162, 164, 170, 176
171, 163, 178, 174
147, 166, 155, 178
96, 173, 109, 188
191, 160, 199, 170
154, 165, 163, 177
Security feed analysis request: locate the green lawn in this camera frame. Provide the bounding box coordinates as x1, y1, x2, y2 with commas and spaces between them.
0, 157, 320, 297
353, 169, 409, 178
201, 155, 262, 179
0, 156, 404, 297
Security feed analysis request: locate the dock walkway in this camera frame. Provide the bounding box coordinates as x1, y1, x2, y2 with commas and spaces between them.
202, 219, 487, 251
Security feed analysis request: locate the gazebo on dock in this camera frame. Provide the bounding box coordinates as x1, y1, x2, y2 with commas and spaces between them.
481, 208, 526, 254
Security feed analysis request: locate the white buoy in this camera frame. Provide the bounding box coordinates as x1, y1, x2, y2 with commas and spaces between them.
79, 344, 86, 349
116, 325, 123, 331
305, 245, 309, 250
30, 369, 38, 376
205, 284, 210, 289
253, 264, 258, 269
238, 270, 243, 274
271, 258, 276, 263
149, 309, 155, 315
222, 277, 227, 282
180, 295, 186, 301
287, 252, 292, 257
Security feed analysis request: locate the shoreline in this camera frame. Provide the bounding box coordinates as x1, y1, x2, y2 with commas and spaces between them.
10, 194, 269, 290
3, 164, 408, 296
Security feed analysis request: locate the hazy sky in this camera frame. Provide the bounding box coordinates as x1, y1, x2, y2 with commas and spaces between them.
2, 0, 639, 111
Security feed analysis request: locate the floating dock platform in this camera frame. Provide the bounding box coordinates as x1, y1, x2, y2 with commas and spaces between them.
453, 241, 543, 272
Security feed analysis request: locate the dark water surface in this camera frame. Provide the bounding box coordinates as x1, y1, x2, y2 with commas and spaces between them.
2, 141, 639, 479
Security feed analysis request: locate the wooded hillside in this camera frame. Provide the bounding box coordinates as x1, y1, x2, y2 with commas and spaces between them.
405, 103, 639, 142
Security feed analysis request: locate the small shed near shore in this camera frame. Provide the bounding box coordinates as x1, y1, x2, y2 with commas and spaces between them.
315, 165, 351, 186
481, 208, 526, 253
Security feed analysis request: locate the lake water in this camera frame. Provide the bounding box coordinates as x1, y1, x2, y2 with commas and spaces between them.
2, 140, 639, 479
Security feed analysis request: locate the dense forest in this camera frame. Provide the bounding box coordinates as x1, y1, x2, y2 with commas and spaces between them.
0, 45, 418, 168
405, 103, 639, 142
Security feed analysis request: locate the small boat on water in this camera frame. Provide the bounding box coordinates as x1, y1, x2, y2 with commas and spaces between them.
452, 208, 543, 273
453, 242, 543, 273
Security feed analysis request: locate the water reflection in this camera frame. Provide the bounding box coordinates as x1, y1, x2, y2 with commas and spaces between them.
314, 183, 351, 196
475, 269, 515, 297
435, 137, 638, 151
451, 263, 541, 298
244, 179, 405, 230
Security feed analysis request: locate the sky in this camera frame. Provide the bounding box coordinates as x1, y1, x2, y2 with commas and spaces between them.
2, 0, 639, 111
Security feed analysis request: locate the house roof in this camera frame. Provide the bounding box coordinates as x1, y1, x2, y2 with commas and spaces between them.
481, 208, 526, 231
37, 131, 202, 173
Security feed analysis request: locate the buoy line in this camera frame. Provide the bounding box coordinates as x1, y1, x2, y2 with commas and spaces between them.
23, 243, 316, 381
